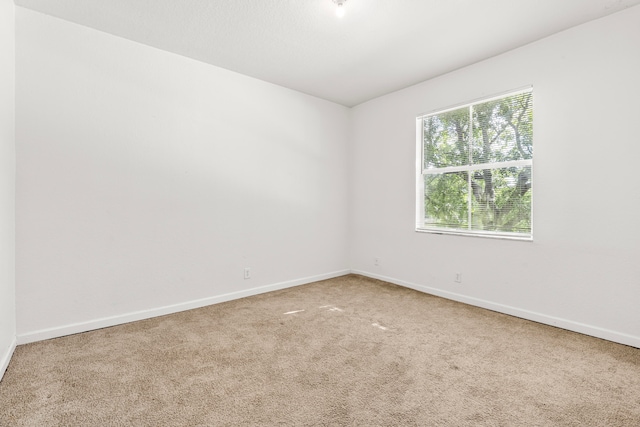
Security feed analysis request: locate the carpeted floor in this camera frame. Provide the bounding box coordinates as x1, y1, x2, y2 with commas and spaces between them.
1, 274, 639, 426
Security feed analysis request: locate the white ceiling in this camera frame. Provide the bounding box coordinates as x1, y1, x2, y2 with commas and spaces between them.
14, 0, 640, 107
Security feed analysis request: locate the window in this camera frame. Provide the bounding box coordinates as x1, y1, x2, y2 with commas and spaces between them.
416, 88, 533, 240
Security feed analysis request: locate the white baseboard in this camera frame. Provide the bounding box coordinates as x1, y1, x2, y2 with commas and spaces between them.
17, 269, 350, 345
0, 336, 17, 382
17, 268, 639, 349
352, 270, 640, 349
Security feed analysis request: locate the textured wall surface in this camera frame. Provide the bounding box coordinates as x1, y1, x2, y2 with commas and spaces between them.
16, 8, 349, 340
9, 3, 640, 351
0, 0, 16, 380
350, 5, 640, 347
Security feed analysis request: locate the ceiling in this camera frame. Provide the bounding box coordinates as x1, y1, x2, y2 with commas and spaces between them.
14, 0, 640, 107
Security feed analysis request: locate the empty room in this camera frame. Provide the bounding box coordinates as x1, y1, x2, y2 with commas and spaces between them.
1, 0, 639, 425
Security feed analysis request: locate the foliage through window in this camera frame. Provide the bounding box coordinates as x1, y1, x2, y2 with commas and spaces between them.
416, 88, 533, 239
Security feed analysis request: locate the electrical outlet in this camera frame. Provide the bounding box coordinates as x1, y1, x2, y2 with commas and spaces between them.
244, 268, 251, 279
374, 257, 380, 266
455, 272, 462, 283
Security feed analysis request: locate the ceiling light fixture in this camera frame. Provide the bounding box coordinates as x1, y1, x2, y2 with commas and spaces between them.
333, 0, 347, 18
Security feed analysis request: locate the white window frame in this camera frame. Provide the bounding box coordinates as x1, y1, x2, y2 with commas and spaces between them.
415, 87, 533, 241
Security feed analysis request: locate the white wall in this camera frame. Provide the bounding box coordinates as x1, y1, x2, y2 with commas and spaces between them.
350, 6, 640, 347
12, 5, 640, 349
0, 0, 16, 380
15, 8, 350, 342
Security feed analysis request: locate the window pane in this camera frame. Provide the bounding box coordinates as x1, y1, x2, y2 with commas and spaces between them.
417, 89, 533, 239
424, 173, 468, 229
472, 91, 533, 164
423, 108, 469, 170
470, 166, 532, 234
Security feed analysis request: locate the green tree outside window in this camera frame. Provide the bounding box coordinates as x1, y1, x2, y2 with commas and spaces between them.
418, 89, 533, 239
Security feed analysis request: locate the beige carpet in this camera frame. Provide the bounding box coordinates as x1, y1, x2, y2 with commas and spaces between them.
1, 274, 639, 426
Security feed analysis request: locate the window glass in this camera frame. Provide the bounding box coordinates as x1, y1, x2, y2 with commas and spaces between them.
417, 88, 533, 240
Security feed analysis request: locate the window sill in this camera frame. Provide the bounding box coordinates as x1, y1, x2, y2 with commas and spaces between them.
415, 227, 533, 241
